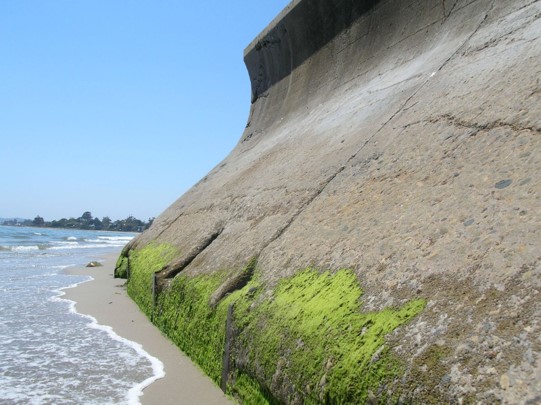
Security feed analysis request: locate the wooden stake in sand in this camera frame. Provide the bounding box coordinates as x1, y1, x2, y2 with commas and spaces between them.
151, 272, 157, 322
221, 303, 234, 393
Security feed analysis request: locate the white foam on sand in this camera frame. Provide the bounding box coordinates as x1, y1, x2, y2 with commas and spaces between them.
96, 236, 134, 242
48, 243, 119, 250
53, 280, 165, 405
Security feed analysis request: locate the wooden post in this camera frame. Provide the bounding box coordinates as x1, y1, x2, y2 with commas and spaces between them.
151, 273, 157, 322
126, 255, 131, 280
221, 303, 234, 393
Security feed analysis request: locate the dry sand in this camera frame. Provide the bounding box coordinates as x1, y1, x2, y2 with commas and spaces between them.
63, 252, 233, 405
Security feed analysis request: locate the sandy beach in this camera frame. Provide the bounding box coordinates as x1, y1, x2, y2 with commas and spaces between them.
63, 252, 232, 405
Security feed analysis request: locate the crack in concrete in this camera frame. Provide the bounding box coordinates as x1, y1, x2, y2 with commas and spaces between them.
260, 167, 347, 251
153, 212, 185, 242
159, 227, 224, 280
464, 7, 541, 55
442, 0, 459, 20
431, 114, 541, 134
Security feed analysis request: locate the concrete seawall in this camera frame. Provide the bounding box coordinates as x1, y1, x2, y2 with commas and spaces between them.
244, 0, 381, 102
119, 0, 541, 403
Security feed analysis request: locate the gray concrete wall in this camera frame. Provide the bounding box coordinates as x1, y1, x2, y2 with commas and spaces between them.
244, 0, 380, 102
126, 0, 541, 402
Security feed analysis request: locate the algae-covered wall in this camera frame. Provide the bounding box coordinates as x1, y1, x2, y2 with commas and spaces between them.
120, 246, 426, 403
117, 0, 541, 403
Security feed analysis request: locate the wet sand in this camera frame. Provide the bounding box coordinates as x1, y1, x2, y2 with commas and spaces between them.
63, 252, 232, 405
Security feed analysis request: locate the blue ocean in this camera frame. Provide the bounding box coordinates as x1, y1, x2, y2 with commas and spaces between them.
0, 226, 161, 404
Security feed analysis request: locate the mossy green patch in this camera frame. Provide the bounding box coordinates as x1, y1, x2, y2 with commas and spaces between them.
153, 270, 230, 382
234, 269, 426, 403
115, 255, 128, 278
231, 372, 275, 405
125, 243, 176, 317
151, 267, 280, 403
125, 250, 425, 403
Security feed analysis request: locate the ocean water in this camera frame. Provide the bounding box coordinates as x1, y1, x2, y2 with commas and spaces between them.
0, 226, 163, 404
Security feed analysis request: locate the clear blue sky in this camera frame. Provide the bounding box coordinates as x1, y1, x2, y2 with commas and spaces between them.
0, 1, 289, 221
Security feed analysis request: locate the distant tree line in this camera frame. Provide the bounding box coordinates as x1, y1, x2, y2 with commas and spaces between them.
2, 212, 154, 232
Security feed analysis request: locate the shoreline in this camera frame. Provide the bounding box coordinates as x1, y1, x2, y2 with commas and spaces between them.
63, 251, 232, 405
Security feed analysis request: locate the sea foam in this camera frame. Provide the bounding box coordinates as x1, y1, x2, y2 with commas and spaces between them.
0, 226, 144, 403
54, 279, 165, 405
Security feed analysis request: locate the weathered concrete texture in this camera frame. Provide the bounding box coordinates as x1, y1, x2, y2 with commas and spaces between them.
125, 0, 541, 403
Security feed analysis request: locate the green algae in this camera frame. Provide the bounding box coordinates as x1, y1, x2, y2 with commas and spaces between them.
231, 372, 276, 405
125, 243, 176, 317
124, 249, 426, 403
153, 270, 230, 382
233, 269, 426, 403
115, 255, 129, 278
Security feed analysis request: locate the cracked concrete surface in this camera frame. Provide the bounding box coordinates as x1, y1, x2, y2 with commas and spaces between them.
126, 0, 540, 402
